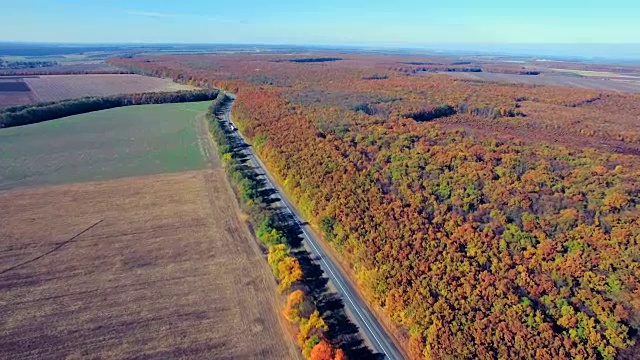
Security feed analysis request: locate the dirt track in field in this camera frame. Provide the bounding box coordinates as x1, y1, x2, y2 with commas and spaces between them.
0, 169, 299, 358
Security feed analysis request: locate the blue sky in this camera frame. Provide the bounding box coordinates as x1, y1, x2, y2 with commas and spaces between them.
1, 0, 639, 45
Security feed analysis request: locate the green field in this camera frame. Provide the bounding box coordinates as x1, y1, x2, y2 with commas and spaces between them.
1, 54, 91, 62
0, 101, 212, 190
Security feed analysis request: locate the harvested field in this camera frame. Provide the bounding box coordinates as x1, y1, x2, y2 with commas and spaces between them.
0, 74, 195, 109
0, 170, 299, 359
24, 74, 196, 102
0, 62, 128, 75
0, 92, 36, 109
550, 68, 640, 78
0, 101, 211, 190
441, 71, 640, 93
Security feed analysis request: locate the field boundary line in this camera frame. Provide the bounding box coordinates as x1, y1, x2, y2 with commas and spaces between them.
0, 219, 104, 275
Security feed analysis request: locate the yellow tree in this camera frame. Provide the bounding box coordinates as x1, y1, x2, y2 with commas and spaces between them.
278, 257, 303, 293
283, 290, 305, 323
298, 311, 328, 348
268, 244, 290, 277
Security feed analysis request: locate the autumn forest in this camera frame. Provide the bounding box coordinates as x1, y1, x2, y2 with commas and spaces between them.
110, 54, 640, 359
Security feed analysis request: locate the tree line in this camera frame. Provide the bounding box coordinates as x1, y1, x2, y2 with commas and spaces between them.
207, 94, 349, 360
0, 59, 57, 69
0, 89, 220, 128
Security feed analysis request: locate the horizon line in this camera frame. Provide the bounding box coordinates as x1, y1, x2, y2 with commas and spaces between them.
2, 40, 640, 46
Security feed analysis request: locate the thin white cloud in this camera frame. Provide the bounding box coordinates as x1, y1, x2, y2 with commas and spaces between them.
126, 10, 178, 18
125, 10, 247, 24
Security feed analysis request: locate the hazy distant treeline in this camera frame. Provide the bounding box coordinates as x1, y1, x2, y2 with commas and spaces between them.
0, 89, 220, 128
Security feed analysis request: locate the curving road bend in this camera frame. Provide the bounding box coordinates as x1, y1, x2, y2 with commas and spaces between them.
220, 94, 405, 360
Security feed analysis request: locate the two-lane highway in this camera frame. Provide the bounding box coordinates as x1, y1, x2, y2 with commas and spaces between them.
220, 94, 405, 360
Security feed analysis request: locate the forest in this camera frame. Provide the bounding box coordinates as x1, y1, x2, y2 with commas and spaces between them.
110, 53, 640, 359
0, 59, 57, 69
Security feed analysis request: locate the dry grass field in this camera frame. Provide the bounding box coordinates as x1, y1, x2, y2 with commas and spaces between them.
24, 74, 195, 102
0, 104, 299, 359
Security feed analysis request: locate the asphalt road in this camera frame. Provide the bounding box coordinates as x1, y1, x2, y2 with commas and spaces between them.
220, 94, 405, 360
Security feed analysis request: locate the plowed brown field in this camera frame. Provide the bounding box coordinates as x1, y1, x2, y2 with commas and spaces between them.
0, 104, 299, 359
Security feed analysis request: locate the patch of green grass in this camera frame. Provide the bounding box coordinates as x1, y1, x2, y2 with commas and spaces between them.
0, 101, 212, 190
